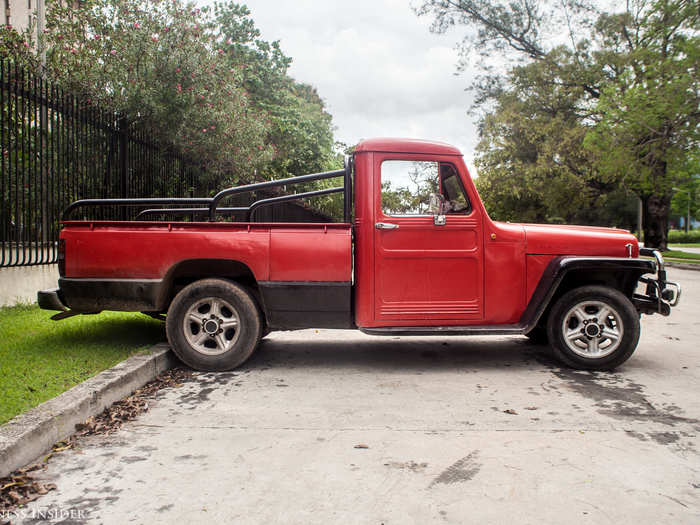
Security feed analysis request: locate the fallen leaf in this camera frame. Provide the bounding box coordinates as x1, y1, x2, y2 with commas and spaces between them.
1, 368, 194, 513
354, 444, 369, 449
503, 409, 518, 415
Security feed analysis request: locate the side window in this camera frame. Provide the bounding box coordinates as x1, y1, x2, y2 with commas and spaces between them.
440, 163, 471, 214
381, 160, 439, 216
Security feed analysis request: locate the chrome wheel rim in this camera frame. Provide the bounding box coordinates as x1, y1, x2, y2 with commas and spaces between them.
183, 297, 240, 356
561, 300, 623, 359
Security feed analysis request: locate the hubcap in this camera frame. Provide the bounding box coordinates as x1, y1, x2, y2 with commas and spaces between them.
203, 319, 219, 335
561, 300, 623, 359
183, 297, 240, 356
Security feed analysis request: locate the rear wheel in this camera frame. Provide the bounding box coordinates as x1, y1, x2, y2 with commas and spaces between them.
547, 285, 640, 370
166, 279, 262, 371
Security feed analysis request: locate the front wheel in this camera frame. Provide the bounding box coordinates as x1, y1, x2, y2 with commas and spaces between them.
166, 279, 262, 371
547, 285, 640, 370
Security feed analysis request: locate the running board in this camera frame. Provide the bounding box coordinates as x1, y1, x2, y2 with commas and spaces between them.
360, 325, 526, 336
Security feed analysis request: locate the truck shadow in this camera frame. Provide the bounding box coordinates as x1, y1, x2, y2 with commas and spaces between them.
244, 333, 557, 372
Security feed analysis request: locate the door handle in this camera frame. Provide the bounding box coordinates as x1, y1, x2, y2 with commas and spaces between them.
375, 222, 399, 230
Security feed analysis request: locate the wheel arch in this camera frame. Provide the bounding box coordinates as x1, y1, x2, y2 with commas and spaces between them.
522, 256, 655, 331
156, 259, 260, 312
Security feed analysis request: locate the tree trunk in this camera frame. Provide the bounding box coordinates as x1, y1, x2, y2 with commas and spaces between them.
642, 194, 670, 251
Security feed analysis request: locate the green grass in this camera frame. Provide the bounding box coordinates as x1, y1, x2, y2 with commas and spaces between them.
661, 249, 700, 264
0, 304, 165, 425
669, 243, 700, 248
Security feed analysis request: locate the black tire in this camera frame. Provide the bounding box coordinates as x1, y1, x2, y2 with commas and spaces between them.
166, 279, 262, 371
547, 285, 640, 371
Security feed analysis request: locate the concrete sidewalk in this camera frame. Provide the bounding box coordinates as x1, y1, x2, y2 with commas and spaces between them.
11, 267, 700, 524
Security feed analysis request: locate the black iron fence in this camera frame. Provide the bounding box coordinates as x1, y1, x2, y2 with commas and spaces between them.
1, 58, 212, 267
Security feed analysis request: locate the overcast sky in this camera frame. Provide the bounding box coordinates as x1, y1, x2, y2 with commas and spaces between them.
216, 0, 481, 174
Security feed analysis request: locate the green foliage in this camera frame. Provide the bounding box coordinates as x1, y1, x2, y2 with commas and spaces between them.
0, 305, 163, 424
0, 23, 39, 66
40, 0, 272, 186
584, 0, 699, 198
474, 59, 638, 228
668, 229, 700, 243
670, 174, 699, 222
417, 0, 699, 248
11, 0, 339, 199
212, 3, 342, 216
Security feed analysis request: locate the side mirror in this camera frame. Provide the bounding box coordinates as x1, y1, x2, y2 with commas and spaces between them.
428, 193, 446, 226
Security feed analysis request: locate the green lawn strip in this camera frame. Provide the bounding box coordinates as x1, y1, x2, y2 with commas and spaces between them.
661, 250, 700, 262
669, 243, 700, 248
0, 304, 165, 425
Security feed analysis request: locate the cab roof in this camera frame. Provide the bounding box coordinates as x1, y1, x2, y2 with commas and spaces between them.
354, 137, 462, 156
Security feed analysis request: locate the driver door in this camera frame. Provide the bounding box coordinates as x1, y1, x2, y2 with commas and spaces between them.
373, 155, 483, 323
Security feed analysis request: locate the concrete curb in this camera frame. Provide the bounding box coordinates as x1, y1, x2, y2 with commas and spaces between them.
666, 261, 700, 272
0, 343, 177, 478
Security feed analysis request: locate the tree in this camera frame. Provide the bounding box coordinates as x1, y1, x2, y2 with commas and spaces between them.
213, 3, 341, 214
474, 56, 639, 227
584, 1, 700, 247
417, 0, 699, 249
39, 0, 273, 187
4, 0, 341, 209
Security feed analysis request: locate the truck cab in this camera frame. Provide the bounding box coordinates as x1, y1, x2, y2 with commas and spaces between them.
39, 138, 680, 372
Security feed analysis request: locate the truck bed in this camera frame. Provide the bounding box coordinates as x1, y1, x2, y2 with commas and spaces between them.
59, 221, 353, 328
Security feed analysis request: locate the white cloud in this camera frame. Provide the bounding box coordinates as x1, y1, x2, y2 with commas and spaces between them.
205, 0, 481, 175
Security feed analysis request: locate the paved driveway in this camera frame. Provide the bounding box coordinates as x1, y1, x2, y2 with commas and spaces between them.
14, 268, 700, 524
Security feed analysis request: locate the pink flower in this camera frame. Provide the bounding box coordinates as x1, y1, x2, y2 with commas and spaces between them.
176, 83, 182, 92
202, 128, 207, 133
210, 125, 215, 129
133, 22, 140, 29
151, 35, 158, 42
217, 49, 224, 54
164, 26, 170, 32
110, 49, 117, 55
176, 67, 180, 73
94, 34, 101, 40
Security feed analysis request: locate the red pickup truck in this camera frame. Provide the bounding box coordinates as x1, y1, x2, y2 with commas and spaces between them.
39, 138, 680, 371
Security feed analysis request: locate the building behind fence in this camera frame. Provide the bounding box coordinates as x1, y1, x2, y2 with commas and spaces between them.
1, 58, 214, 268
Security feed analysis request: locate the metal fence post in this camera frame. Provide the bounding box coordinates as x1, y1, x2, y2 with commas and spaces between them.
118, 116, 128, 220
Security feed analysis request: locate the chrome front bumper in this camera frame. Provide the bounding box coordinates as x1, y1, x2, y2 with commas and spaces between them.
636, 248, 681, 315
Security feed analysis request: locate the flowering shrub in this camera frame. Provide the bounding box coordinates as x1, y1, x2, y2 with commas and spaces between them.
3, 0, 341, 215
43, 0, 273, 185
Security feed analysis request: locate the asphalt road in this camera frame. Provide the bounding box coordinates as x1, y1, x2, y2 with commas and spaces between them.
13, 268, 700, 524
670, 245, 700, 255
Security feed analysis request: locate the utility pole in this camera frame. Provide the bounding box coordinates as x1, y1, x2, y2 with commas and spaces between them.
36, 0, 46, 69
637, 197, 643, 242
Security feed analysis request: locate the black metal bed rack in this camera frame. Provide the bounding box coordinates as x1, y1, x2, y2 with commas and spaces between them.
62, 157, 354, 223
